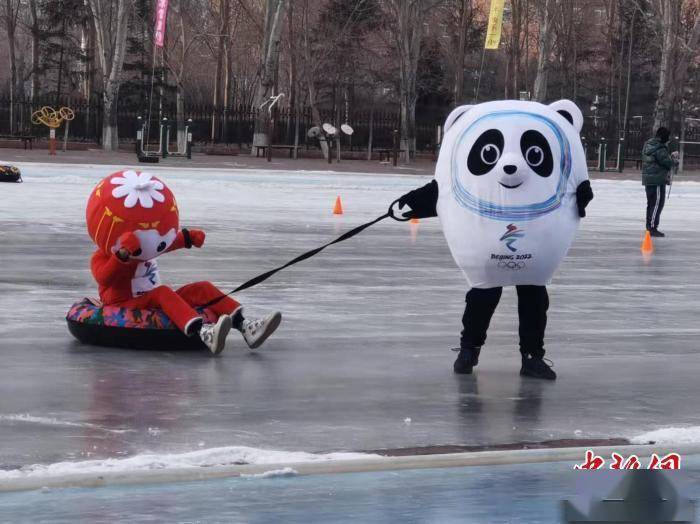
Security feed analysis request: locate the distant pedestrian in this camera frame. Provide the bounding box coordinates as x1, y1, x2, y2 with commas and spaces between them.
641, 127, 678, 237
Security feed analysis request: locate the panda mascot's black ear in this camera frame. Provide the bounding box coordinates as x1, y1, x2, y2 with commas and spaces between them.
548, 100, 583, 133
443, 105, 474, 134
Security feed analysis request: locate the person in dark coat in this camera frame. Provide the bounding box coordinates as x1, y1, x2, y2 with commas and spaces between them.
641, 127, 678, 237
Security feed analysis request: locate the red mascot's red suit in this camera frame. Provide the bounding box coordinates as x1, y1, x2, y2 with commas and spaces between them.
86, 170, 240, 334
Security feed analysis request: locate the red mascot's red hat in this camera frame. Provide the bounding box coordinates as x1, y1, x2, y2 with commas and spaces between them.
86, 170, 179, 256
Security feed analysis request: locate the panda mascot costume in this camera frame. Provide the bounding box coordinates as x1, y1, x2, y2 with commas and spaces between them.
85, 170, 281, 354
397, 100, 593, 380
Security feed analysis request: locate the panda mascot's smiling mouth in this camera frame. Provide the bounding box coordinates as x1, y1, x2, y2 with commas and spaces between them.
499, 181, 523, 189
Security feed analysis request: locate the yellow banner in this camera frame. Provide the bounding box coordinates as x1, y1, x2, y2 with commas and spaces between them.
484, 0, 505, 49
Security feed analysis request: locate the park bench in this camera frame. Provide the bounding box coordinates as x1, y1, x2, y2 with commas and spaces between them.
254, 145, 301, 158
0, 134, 35, 150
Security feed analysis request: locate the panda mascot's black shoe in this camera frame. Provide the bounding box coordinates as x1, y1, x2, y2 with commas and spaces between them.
520, 353, 557, 380
453, 346, 481, 374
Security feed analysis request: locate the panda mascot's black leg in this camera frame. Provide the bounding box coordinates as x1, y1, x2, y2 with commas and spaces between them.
516, 285, 556, 380
454, 287, 503, 374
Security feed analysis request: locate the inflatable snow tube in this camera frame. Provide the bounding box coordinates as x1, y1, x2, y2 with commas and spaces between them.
66, 298, 217, 350
0, 165, 22, 183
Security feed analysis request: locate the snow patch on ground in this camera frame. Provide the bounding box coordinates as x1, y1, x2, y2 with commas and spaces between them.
630, 426, 700, 445
241, 467, 299, 479
0, 446, 379, 479
0, 414, 133, 434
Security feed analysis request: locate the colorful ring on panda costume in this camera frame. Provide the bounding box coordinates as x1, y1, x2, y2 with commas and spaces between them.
0, 165, 22, 183
66, 298, 216, 350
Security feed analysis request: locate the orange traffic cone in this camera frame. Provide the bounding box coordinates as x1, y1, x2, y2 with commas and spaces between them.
333, 196, 344, 215
641, 230, 654, 254
410, 217, 420, 224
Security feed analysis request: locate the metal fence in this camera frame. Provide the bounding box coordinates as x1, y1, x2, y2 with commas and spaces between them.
581, 118, 700, 171
0, 97, 445, 152
3, 97, 697, 168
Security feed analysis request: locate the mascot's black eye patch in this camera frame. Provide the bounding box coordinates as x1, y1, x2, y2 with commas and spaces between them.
157, 241, 166, 252
520, 130, 553, 177
468, 129, 504, 176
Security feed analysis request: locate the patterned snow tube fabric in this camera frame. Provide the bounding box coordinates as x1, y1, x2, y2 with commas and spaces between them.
66, 298, 216, 350
0, 165, 22, 183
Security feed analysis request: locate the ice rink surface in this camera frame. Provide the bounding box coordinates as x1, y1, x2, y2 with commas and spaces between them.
1, 162, 700, 470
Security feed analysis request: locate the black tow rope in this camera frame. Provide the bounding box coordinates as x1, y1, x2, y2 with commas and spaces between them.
198, 199, 410, 309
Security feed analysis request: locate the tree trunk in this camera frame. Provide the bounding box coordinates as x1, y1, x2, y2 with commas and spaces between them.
4, 0, 19, 133
287, 0, 296, 145
571, 2, 577, 100
88, 0, 131, 150
622, 10, 635, 138
367, 103, 374, 161
652, 3, 700, 131
211, 0, 229, 141
524, 0, 530, 92
453, 0, 469, 106
176, 84, 186, 151
56, 18, 66, 102
532, 0, 552, 102
653, 2, 676, 130
220, 35, 231, 141
81, 26, 92, 139
252, 0, 288, 152
29, 0, 41, 99
510, 0, 521, 98
307, 79, 329, 158
299, 0, 327, 159
395, 0, 424, 162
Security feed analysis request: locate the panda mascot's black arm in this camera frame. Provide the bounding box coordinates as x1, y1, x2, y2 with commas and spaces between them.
576, 180, 593, 217
397, 180, 439, 219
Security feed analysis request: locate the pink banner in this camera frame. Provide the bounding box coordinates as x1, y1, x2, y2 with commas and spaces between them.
154, 0, 169, 47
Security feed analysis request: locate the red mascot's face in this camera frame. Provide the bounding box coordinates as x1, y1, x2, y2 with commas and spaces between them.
86, 170, 179, 260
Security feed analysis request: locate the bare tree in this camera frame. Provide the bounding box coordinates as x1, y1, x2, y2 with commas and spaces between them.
298, 0, 329, 158
207, 0, 231, 141
1, 0, 22, 133
443, 0, 477, 106
649, 0, 700, 130
384, 0, 444, 162
506, 0, 525, 99
27, 0, 42, 99
164, 0, 210, 149
252, 0, 288, 151
86, 0, 132, 150
532, 0, 553, 102
454, 1, 469, 104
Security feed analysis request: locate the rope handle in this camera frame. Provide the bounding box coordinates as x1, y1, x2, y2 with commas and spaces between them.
387, 198, 411, 222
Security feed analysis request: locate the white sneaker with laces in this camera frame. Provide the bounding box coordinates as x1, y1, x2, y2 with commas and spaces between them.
199, 314, 232, 355
241, 312, 282, 349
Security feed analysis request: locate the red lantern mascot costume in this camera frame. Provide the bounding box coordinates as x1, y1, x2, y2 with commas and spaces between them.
86, 170, 281, 354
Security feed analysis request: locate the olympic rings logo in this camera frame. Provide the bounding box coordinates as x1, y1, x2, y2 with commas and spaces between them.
31, 106, 75, 128
497, 260, 526, 270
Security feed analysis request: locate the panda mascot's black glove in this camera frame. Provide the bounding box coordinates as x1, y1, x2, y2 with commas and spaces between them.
576, 180, 593, 218
397, 180, 439, 219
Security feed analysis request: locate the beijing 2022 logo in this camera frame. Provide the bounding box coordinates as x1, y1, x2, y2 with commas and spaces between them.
499, 224, 525, 252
